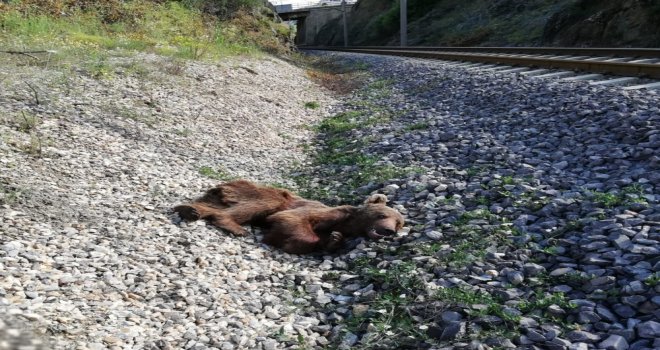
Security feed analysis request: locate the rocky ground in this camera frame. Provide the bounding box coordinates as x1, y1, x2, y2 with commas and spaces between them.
0, 48, 658, 350
289, 52, 659, 350
0, 52, 339, 349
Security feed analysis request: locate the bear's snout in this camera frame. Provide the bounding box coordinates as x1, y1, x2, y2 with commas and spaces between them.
367, 225, 399, 240
377, 228, 396, 236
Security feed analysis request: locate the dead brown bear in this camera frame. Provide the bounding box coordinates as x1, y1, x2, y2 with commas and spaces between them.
262, 194, 405, 254
173, 180, 405, 254
173, 180, 324, 236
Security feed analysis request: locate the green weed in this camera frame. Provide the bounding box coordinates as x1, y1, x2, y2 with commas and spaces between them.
15, 111, 39, 133
0, 184, 24, 205
0, 0, 285, 69
644, 273, 660, 287
316, 111, 365, 134
403, 122, 429, 131
589, 185, 647, 208
198, 166, 234, 181
500, 176, 515, 185
518, 292, 576, 314
304, 101, 320, 109
174, 128, 192, 137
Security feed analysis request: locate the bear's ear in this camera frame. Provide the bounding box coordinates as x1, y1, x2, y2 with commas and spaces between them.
365, 194, 388, 205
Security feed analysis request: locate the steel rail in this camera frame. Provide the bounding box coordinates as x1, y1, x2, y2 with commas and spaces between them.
302, 47, 660, 79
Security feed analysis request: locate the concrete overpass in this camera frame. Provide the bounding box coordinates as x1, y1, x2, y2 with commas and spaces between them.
272, 1, 356, 46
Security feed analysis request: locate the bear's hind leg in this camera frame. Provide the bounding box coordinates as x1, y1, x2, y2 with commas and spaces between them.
210, 214, 250, 236
173, 204, 248, 236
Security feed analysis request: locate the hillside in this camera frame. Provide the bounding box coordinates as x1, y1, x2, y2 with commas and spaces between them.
314, 0, 660, 47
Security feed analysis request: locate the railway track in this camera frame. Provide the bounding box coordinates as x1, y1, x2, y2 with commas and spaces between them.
302, 46, 660, 89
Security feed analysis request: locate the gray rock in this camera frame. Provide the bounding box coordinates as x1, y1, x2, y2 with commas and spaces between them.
523, 263, 546, 276
507, 271, 524, 285
339, 332, 358, 348
441, 311, 462, 322
425, 230, 443, 240
614, 304, 637, 318
598, 334, 629, 350
566, 330, 601, 343
526, 330, 547, 342
636, 320, 660, 339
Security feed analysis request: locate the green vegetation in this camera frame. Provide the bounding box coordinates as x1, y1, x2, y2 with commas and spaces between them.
198, 166, 234, 181
304, 101, 320, 109
0, 0, 293, 72
589, 184, 648, 208
14, 112, 39, 133
0, 183, 25, 206
344, 262, 428, 349
295, 99, 421, 201
174, 128, 192, 137
644, 273, 660, 287
403, 121, 429, 132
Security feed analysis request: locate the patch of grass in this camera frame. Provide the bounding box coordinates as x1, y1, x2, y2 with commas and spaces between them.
416, 241, 443, 255
316, 111, 365, 134
15, 111, 39, 133
500, 176, 516, 185
435, 287, 519, 323
518, 291, 576, 314
174, 128, 192, 137
303, 56, 369, 94
267, 182, 295, 192
198, 166, 234, 181
0, 184, 24, 206
118, 60, 150, 78
403, 121, 429, 132
643, 273, 659, 287
367, 78, 394, 90
536, 271, 590, 287
466, 165, 486, 177
588, 185, 647, 208
540, 245, 560, 255
442, 241, 487, 265
453, 209, 493, 226
322, 271, 340, 281
304, 101, 320, 109
590, 191, 622, 208
475, 196, 490, 206
344, 262, 429, 349
0, 1, 288, 71
364, 78, 395, 98
114, 106, 156, 127
83, 52, 113, 79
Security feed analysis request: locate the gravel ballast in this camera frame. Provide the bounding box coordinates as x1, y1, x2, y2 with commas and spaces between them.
0, 53, 338, 349
1, 48, 658, 350
291, 52, 659, 350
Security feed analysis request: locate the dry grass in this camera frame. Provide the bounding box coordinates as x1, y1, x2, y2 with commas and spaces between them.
304, 57, 368, 94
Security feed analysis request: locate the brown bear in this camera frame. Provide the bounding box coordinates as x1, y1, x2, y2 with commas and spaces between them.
262, 194, 405, 254
173, 180, 323, 236
173, 180, 405, 254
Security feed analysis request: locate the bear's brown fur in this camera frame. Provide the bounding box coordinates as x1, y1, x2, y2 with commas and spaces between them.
173, 180, 405, 254
263, 194, 405, 254
173, 180, 309, 236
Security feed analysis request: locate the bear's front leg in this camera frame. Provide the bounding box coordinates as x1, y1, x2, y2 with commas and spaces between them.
173, 204, 200, 221
319, 231, 345, 252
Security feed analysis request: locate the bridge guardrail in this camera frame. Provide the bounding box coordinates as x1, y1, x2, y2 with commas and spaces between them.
272, 0, 357, 12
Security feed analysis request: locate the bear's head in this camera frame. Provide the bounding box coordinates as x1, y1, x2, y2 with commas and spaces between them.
359, 194, 405, 240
